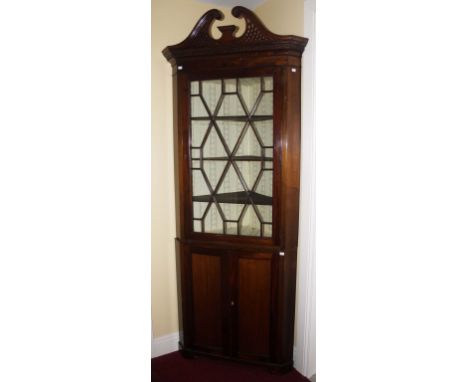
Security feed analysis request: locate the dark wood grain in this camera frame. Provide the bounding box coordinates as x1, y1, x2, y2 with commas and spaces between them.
237, 256, 272, 358
191, 253, 223, 351
193, 156, 273, 161
192, 191, 272, 205
163, 7, 308, 63
191, 115, 273, 121
164, 5, 308, 373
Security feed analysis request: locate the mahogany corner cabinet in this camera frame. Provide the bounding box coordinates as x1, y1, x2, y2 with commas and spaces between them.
162, 6, 308, 373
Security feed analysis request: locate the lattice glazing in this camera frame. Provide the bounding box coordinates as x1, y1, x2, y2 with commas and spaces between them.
190, 76, 274, 237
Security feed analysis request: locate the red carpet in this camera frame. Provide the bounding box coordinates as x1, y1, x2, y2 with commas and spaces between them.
152, 352, 309, 382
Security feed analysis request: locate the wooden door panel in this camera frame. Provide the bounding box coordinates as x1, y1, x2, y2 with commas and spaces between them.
237, 256, 272, 358
191, 253, 223, 351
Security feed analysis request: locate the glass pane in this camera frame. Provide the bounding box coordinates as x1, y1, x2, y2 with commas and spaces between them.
224, 78, 237, 93
191, 148, 201, 158
239, 77, 261, 114
193, 202, 209, 219
201, 80, 222, 114
220, 203, 244, 221
204, 204, 223, 234
194, 220, 202, 232
254, 120, 273, 147
191, 121, 210, 147
240, 205, 261, 237
264, 148, 273, 158
263, 76, 273, 91
226, 222, 238, 235
235, 161, 261, 190
254, 93, 273, 116
204, 160, 228, 190
235, 125, 262, 157
203, 127, 227, 158
255, 170, 273, 197
191, 96, 208, 117
191, 81, 200, 95
217, 165, 245, 194
216, 120, 245, 154
218, 94, 246, 116
192, 169, 210, 196
263, 224, 272, 237
257, 205, 272, 223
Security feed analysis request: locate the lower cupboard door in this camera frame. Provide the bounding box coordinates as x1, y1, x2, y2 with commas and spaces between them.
236, 254, 273, 360
191, 253, 224, 353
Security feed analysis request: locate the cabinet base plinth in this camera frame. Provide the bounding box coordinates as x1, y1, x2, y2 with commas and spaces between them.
179, 349, 195, 360
179, 345, 294, 375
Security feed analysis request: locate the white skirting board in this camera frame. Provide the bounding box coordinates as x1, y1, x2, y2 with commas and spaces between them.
151, 332, 180, 358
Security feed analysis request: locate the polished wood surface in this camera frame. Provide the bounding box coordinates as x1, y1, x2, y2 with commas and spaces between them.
164, 6, 308, 372
191, 253, 223, 351
237, 256, 272, 358
163, 6, 307, 62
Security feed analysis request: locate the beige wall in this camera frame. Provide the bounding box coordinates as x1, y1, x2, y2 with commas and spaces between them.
255, 0, 304, 37
152, 0, 304, 337
152, 0, 243, 337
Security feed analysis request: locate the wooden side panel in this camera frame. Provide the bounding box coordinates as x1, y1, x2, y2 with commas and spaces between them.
191, 253, 223, 351
277, 66, 302, 362
237, 257, 272, 358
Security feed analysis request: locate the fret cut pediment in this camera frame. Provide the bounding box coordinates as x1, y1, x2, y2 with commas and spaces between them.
163, 6, 308, 63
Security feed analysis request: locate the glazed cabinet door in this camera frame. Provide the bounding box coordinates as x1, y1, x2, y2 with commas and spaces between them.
189, 75, 276, 240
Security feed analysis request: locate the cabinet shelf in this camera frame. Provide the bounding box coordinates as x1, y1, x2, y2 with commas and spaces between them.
193, 156, 273, 162
191, 116, 273, 122
193, 191, 272, 206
